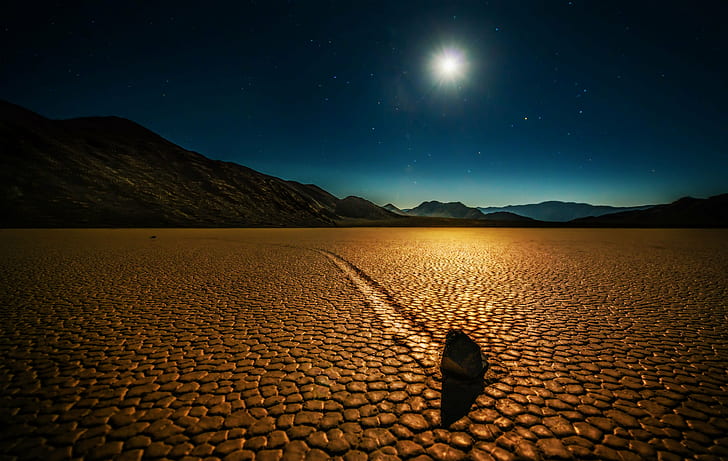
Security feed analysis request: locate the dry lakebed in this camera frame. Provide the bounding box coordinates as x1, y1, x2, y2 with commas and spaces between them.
1, 228, 726, 460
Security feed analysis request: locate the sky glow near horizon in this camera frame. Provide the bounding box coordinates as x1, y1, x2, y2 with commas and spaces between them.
1, 1, 725, 208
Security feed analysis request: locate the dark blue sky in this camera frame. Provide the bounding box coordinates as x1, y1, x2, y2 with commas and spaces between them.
2, 1, 726, 207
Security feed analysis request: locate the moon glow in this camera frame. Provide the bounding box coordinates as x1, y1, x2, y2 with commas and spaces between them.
432, 48, 467, 83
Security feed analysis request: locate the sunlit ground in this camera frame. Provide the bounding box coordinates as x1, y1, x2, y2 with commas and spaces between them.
1, 228, 726, 460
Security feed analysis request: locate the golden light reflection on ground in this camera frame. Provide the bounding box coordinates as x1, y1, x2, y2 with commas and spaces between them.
1, 228, 726, 460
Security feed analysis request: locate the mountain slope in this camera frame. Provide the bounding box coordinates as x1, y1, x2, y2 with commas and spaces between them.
382, 203, 409, 216
481, 211, 535, 222
335, 196, 399, 220
406, 201, 486, 219
0, 101, 391, 227
572, 195, 728, 227
478, 201, 653, 222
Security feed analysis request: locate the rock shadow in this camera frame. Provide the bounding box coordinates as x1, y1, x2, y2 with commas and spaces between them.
439, 329, 488, 427
441, 375, 485, 426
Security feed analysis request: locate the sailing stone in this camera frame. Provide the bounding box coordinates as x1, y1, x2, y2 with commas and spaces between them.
440, 329, 488, 380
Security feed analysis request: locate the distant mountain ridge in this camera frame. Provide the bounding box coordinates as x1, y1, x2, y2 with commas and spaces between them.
383, 203, 409, 216
0, 100, 397, 227
478, 201, 653, 222
480, 211, 535, 222
572, 194, 728, 227
405, 201, 486, 219
385, 196, 727, 227
2, 100, 725, 228
335, 196, 397, 220
403, 201, 535, 222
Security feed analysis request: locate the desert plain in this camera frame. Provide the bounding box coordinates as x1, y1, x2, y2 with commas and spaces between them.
0, 228, 726, 461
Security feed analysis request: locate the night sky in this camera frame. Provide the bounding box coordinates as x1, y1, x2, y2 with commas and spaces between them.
2, 1, 726, 208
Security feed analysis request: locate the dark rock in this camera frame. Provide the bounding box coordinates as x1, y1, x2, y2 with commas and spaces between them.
440, 330, 488, 426
440, 330, 488, 380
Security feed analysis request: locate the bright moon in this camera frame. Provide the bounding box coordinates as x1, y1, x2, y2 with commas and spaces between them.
432, 48, 467, 83
440, 56, 458, 75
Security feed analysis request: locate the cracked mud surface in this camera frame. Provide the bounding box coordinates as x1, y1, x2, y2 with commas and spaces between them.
1, 228, 727, 460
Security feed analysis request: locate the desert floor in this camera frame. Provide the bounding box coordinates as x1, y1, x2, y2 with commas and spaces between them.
1, 228, 727, 461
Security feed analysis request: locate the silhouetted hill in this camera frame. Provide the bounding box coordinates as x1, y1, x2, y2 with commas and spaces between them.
406, 201, 486, 219
478, 201, 653, 222
572, 195, 728, 227
481, 211, 535, 222
335, 196, 399, 220
284, 182, 340, 214
382, 203, 409, 215
0, 101, 391, 227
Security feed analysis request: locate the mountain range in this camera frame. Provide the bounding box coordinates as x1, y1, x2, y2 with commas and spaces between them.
400, 201, 534, 222
573, 195, 728, 227
0, 100, 399, 227
404, 201, 488, 220
395, 197, 727, 227
2, 100, 725, 228
395, 200, 653, 222
477, 201, 654, 222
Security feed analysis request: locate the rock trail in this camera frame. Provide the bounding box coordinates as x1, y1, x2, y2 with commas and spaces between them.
315, 249, 441, 372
